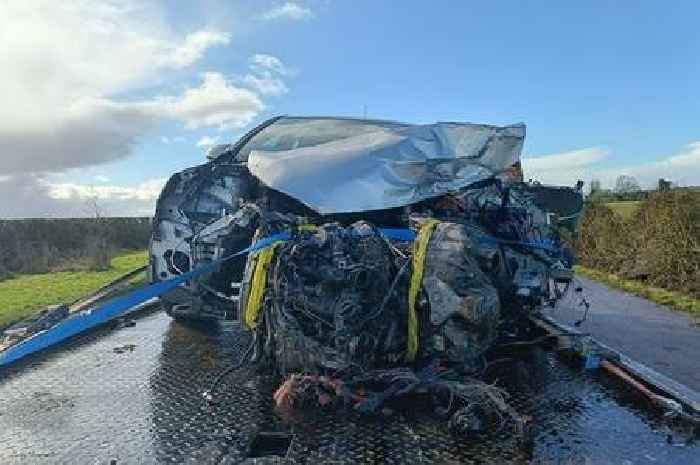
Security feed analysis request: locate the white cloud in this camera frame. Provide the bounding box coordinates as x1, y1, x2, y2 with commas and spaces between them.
239, 54, 290, 96
0, 174, 166, 218
156, 72, 264, 129
259, 2, 314, 21
609, 141, 700, 188
522, 143, 700, 189
242, 73, 289, 96
522, 147, 610, 186
94, 175, 110, 183
0, 2, 230, 127
0, 2, 250, 176
0, 96, 155, 174
0, 2, 296, 217
197, 135, 220, 148
250, 54, 290, 75
161, 136, 186, 144
159, 30, 230, 68
524, 147, 609, 172
0, 72, 268, 175
0, 174, 69, 218
47, 178, 167, 203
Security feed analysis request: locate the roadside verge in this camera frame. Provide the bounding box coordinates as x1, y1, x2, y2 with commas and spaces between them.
575, 265, 700, 322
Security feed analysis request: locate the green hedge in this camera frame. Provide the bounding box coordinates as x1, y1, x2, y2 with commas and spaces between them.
0, 217, 152, 276
577, 192, 700, 298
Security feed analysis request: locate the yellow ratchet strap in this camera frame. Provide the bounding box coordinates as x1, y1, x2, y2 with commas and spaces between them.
407, 219, 440, 361
243, 223, 318, 329
244, 242, 283, 329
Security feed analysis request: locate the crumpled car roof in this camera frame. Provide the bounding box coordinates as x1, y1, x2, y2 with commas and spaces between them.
238, 116, 526, 214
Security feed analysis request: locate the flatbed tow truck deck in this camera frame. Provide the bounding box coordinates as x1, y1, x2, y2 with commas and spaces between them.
1, 303, 698, 464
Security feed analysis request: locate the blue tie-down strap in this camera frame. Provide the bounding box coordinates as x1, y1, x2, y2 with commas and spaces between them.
379, 228, 417, 241
475, 234, 561, 254
0, 225, 563, 367
0, 228, 419, 367
0, 232, 291, 367
585, 353, 601, 370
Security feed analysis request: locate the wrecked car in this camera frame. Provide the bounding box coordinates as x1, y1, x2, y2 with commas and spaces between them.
150, 116, 582, 436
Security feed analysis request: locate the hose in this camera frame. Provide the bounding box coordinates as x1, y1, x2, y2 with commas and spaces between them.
202, 338, 255, 402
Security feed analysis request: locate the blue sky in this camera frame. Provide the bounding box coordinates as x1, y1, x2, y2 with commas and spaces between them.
1, 1, 699, 217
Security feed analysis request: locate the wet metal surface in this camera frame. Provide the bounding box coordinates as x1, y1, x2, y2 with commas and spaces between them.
1, 305, 698, 464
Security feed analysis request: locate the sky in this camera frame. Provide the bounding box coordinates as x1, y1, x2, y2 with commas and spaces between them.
1, 0, 699, 218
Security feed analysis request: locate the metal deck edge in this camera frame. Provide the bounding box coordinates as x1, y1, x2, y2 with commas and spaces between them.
69, 265, 149, 313
0, 298, 161, 366
532, 314, 700, 414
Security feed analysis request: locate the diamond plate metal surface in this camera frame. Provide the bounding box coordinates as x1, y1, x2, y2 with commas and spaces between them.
1, 305, 698, 464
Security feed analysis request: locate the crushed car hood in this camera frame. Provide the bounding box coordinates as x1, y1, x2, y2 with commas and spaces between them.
244, 117, 525, 214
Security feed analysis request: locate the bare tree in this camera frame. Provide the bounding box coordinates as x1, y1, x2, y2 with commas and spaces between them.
614, 175, 640, 194
83, 190, 114, 271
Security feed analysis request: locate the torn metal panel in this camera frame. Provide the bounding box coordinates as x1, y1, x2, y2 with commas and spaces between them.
421, 222, 501, 369
245, 117, 525, 214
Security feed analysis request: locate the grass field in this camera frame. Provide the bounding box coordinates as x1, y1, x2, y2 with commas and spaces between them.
606, 201, 642, 219
0, 250, 148, 329
575, 265, 700, 322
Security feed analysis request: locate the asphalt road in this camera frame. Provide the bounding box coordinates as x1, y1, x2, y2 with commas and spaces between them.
544, 276, 700, 392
